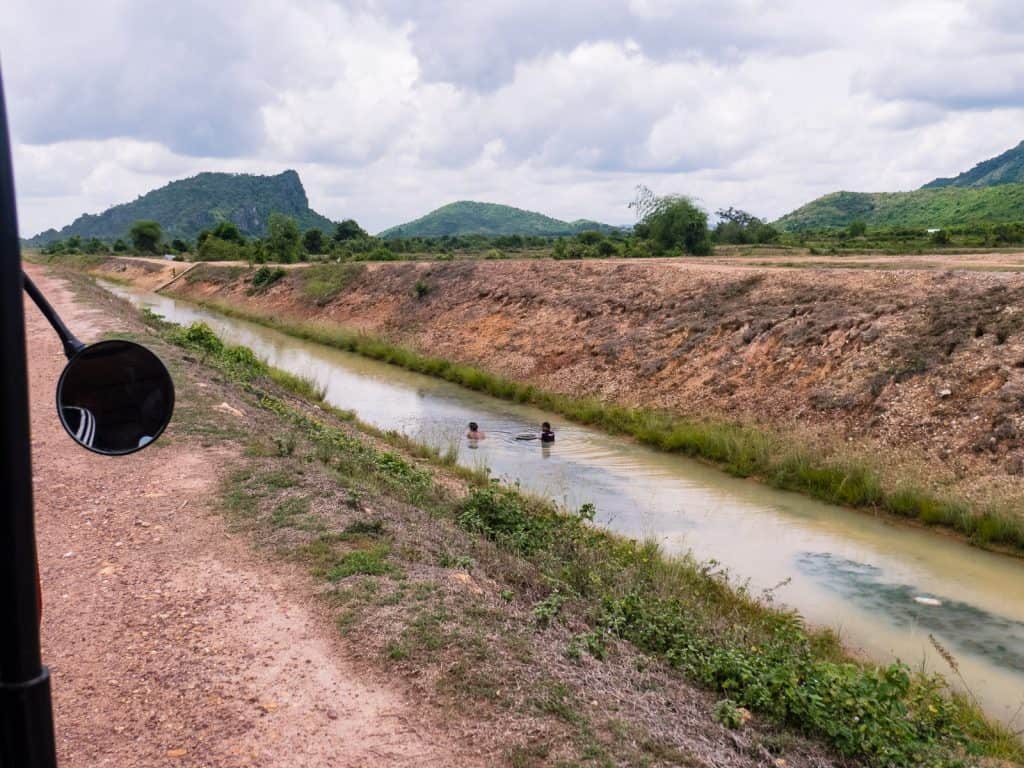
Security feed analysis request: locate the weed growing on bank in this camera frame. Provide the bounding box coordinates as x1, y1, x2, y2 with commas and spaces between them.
144, 313, 1022, 767
181, 297, 1024, 554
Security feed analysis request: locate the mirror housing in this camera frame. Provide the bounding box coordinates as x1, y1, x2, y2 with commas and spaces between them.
56, 339, 174, 455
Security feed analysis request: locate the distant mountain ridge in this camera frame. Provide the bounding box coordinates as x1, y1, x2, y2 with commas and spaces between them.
922, 140, 1024, 189
26, 170, 335, 245
776, 139, 1024, 230
378, 201, 621, 238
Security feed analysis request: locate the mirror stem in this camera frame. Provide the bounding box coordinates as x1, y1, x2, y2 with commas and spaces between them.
22, 271, 85, 359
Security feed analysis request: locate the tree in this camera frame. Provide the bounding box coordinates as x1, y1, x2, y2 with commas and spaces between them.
112, 239, 128, 252
212, 221, 244, 244
848, 220, 867, 238
631, 187, 711, 256
170, 238, 190, 253
83, 237, 105, 254
333, 219, 367, 243
303, 228, 325, 254
129, 220, 162, 253
715, 207, 762, 229
265, 213, 302, 263
198, 236, 246, 262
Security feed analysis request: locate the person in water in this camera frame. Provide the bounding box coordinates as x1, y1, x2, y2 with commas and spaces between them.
466, 421, 486, 440
540, 422, 555, 443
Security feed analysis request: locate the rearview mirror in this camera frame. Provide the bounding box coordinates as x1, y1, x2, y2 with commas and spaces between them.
56, 340, 175, 455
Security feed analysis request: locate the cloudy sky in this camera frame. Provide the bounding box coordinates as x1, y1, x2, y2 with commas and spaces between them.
2, 0, 1023, 237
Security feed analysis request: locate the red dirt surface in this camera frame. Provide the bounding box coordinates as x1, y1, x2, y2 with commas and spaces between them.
26, 266, 477, 767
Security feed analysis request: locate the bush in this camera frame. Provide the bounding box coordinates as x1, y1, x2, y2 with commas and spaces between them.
174, 322, 223, 355
251, 266, 286, 290
413, 280, 430, 298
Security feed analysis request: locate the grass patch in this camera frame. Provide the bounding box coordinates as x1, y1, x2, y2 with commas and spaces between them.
296, 263, 366, 305
328, 545, 392, 579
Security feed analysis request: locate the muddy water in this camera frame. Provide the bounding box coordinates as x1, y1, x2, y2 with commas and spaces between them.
107, 282, 1024, 724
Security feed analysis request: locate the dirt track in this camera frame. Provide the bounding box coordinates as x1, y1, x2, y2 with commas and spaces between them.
26, 266, 474, 767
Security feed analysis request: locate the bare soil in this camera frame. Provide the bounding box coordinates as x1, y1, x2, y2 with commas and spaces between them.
26, 266, 477, 767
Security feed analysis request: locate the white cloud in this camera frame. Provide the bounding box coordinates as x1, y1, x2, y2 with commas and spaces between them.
2, 0, 1023, 237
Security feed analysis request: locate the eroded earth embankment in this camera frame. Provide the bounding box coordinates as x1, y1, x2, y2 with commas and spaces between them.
108, 256, 1024, 512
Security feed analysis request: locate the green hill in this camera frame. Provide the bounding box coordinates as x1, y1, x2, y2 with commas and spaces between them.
776, 139, 1024, 231
378, 201, 620, 238
774, 185, 1024, 231
923, 140, 1024, 189
26, 170, 335, 245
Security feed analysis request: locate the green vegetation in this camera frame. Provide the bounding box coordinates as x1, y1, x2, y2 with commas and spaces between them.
378, 200, 621, 238
129, 220, 162, 254
182, 296, 1024, 554
924, 139, 1024, 189
145, 312, 1021, 766
25, 169, 335, 246
712, 207, 780, 245
778, 139, 1024, 232
249, 266, 286, 291
302, 227, 326, 254
630, 185, 713, 255
265, 213, 303, 263
775, 185, 1024, 231
295, 263, 366, 305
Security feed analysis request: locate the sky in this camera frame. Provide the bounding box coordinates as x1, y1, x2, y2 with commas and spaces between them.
2, 0, 1023, 237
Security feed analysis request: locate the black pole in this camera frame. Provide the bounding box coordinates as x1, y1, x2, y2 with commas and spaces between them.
22, 272, 84, 359
0, 66, 59, 768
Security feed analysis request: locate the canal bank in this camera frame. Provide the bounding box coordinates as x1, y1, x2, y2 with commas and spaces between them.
101, 278, 1024, 728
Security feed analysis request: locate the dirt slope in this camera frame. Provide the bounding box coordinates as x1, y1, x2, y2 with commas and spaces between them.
167, 259, 1024, 509
26, 266, 476, 767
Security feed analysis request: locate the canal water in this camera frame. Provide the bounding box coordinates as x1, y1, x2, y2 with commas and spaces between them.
105, 282, 1024, 723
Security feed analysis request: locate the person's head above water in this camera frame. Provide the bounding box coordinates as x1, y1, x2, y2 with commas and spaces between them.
469, 422, 478, 432
542, 422, 551, 431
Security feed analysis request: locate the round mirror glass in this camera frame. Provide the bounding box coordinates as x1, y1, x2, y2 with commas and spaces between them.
56, 340, 175, 455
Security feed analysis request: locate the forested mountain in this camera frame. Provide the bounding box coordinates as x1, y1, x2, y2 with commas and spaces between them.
378, 201, 620, 238
26, 170, 335, 245
775, 140, 1024, 230
922, 140, 1024, 189
774, 185, 1024, 231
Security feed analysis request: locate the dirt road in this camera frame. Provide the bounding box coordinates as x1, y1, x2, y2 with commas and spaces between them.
25, 266, 474, 766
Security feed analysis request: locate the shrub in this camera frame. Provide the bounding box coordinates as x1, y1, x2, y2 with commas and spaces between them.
174, 322, 223, 355
251, 265, 286, 291
413, 280, 430, 298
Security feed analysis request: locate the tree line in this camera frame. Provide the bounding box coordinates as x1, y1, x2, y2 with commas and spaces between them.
60, 184, 1024, 264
